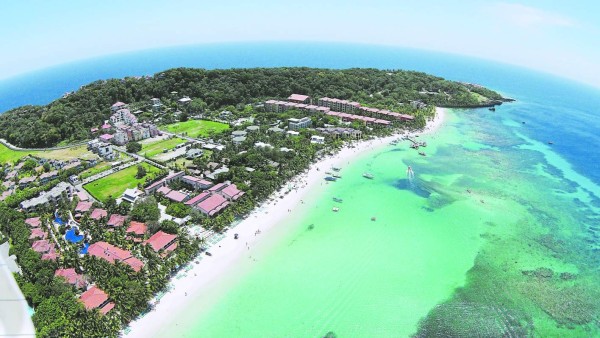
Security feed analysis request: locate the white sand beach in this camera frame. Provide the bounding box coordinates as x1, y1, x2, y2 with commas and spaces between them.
125, 107, 447, 337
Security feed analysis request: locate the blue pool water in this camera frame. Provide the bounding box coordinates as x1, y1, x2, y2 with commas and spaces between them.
80, 242, 89, 255
65, 228, 83, 243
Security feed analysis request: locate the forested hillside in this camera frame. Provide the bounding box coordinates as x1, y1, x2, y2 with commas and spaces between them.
0, 67, 506, 147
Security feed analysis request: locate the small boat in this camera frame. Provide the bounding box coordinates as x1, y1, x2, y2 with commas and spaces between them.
205, 251, 212, 256
325, 171, 333, 175
234, 233, 239, 239
325, 176, 337, 182
407, 166, 414, 177
332, 167, 341, 172
489, 107, 496, 111
547, 141, 554, 145
363, 172, 374, 179
371, 217, 377, 221
332, 174, 342, 179
332, 207, 339, 212
410, 144, 419, 149
333, 197, 343, 203
421, 142, 427, 147
419, 152, 426, 156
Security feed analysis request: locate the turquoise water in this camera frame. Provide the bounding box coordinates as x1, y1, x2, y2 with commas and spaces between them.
169, 106, 600, 337
2, 43, 600, 336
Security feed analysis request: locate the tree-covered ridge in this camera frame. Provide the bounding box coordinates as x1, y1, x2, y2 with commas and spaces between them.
0, 67, 506, 148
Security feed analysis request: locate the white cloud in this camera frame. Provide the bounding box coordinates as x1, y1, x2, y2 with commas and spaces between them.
490, 2, 576, 28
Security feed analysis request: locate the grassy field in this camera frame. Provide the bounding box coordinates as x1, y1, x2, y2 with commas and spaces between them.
140, 137, 187, 158
0, 144, 97, 165
83, 163, 160, 202
163, 120, 229, 138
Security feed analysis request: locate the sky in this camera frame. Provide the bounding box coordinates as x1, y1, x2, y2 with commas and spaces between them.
1, 0, 599, 88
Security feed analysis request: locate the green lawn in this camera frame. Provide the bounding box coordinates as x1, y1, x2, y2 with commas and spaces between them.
163, 120, 229, 138
0, 144, 38, 164
83, 163, 160, 202
140, 137, 187, 158
0, 144, 96, 165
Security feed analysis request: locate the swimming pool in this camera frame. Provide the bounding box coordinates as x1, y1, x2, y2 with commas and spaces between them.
65, 228, 83, 243
80, 242, 89, 255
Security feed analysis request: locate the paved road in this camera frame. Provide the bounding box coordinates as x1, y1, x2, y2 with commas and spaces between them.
112, 146, 167, 170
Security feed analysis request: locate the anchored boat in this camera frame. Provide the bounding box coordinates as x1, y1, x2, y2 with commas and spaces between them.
363, 172, 374, 179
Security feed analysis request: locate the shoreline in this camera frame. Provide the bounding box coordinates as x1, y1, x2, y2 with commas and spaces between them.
125, 107, 447, 337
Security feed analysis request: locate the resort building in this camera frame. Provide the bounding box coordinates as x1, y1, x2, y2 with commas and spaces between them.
246, 125, 260, 133
111, 102, 128, 112
75, 201, 93, 213
99, 134, 114, 143
145, 231, 178, 256
151, 98, 162, 112
90, 208, 108, 220
178, 96, 192, 105
288, 117, 312, 130
110, 108, 138, 126
255, 142, 274, 149
79, 285, 115, 315
188, 192, 230, 216
209, 181, 245, 201
39, 170, 59, 184
107, 214, 127, 228
20, 182, 72, 212
126, 221, 147, 242
87, 242, 144, 272
186, 148, 203, 159
288, 94, 311, 104
121, 188, 142, 204
113, 131, 129, 145
310, 135, 325, 144
165, 190, 189, 203
25, 217, 41, 228
181, 175, 213, 190
29, 228, 47, 241
316, 127, 363, 139
145, 171, 185, 194
55, 268, 86, 289
18, 176, 37, 188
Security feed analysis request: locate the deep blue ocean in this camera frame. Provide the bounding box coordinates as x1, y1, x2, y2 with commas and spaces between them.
1, 42, 598, 185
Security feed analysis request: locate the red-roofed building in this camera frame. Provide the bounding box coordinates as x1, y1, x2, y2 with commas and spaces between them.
55, 268, 86, 289
32, 239, 52, 253
79, 285, 115, 314
90, 208, 108, 220
75, 201, 93, 213
126, 221, 147, 242
165, 190, 189, 203
76, 191, 89, 201
220, 183, 245, 201
181, 175, 213, 190
156, 186, 172, 195
145, 171, 184, 194
288, 94, 311, 104
107, 214, 126, 227
195, 193, 229, 216
42, 248, 59, 261
145, 231, 178, 256
184, 191, 210, 207
87, 242, 144, 272
111, 101, 127, 112
25, 217, 41, 228
99, 134, 113, 142
29, 228, 47, 241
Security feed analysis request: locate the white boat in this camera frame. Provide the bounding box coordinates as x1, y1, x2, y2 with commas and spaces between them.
332, 207, 339, 212
363, 172, 374, 179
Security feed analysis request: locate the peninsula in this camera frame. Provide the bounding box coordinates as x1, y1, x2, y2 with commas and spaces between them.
0, 67, 506, 337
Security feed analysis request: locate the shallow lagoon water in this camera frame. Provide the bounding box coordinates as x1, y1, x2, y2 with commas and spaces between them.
173, 103, 600, 337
